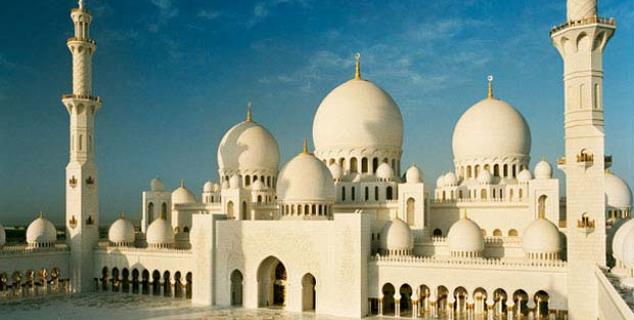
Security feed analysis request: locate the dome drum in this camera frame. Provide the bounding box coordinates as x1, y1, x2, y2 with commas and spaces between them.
279, 201, 333, 220
316, 149, 402, 178
453, 158, 529, 181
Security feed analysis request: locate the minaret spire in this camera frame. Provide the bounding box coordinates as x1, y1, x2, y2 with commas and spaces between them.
354, 52, 361, 80
62, 0, 101, 293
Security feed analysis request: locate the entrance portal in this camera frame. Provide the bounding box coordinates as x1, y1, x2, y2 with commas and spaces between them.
302, 273, 316, 311
257, 256, 287, 308
230, 270, 243, 306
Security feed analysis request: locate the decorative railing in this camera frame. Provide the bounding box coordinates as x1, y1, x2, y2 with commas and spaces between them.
67, 36, 96, 45
95, 242, 192, 254
550, 16, 616, 34
0, 244, 69, 255
370, 254, 568, 269
61, 94, 101, 102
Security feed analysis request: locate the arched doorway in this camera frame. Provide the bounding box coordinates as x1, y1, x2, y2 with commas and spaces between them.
301, 273, 316, 311
257, 256, 287, 308
230, 270, 243, 306
382, 283, 395, 316
227, 201, 234, 219
513, 289, 529, 317
454, 287, 468, 313
400, 284, 413, 317
534, 290, 550, 319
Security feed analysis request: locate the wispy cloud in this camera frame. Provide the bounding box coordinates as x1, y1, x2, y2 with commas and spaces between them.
148, 0, 179, 33
198, 9, 221, 21
247, 0, 311, 28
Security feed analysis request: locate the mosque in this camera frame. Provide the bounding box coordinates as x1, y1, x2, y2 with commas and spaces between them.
1, 0, 633, 319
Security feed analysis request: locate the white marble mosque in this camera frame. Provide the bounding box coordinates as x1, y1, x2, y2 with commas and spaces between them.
1, 0, 633, 319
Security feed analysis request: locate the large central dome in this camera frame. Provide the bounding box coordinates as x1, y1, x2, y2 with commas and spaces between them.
313, 79, 403, 151
312, 57, 403, 158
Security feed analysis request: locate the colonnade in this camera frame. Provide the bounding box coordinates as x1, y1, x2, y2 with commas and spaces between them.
370, 284, 564, 319
97, 266, 192, 299
0, 267, 69, 299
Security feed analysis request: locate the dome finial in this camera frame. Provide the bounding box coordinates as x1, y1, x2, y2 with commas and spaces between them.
354, 52, 361, 80
120, 210, 125, 219
462, 208, 468, 219
78, 0, 85, 9
180, 179, 184, 188
487, 75, 494, 99
302, 137, 309, 154
38, 211, 44, 219
246, 101, 253, 122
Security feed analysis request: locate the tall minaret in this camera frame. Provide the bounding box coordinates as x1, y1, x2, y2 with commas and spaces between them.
61, 0, 101, 293
551, 0, 615, 318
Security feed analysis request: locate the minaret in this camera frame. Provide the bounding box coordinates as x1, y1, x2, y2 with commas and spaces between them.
61, 0, 101, 293
551, 0, 615, 318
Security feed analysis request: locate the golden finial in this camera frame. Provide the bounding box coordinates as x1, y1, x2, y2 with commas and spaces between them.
462, 208, 468, 219
487, 75, 494, 99
302, 138, 309, 154
38, 211, 44, 219
354, 52, 361, 80
246, 101, 253, 122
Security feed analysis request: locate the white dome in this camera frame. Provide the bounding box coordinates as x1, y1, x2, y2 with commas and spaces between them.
26, 215, 57, 246
328, 163, 343, 180
436, 175, 447, 188
534, 160, 552, 179
376, 163, 395, 180
277, 151, 336, 202
150, 177, 165, 192
605, 172, 632, 209
379, 218, 413, 253
405, 165, 422, 183
622, 231, 634, 268
477, 170, 493, 184
203, 181, 214, 193
447, 216, 484, 254
146, 217, 175, 247
0, 224, 5, 247
251, 179, 266, 191
313, 78, 403, 153
229, 175, 242, 189
444, 172, 458, 186
517, 169, 533, 182
171, 182, 196, 205
218, 119, 280, 173
522, 218, 561, 256
612, 219, 634, 262
452, 97, 531, 161
108, 217, 135, 245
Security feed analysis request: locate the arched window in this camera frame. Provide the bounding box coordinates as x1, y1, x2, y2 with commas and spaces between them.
79, 134, 83, 151
257, 195, 262, 203
538, 195, 547, 218
342, 186, 346, 201
493, 164, 499, 177
267, 176, 271, 187
519, 188, 524, 199
245, 175, 251, 186
458, 190, 463, 199
361, 157, 368, 173
475, 165, 480, 177
493, 189, 497, 199
508, 229, 518, 237
406, 198, 415, 226
350, 158, 358, 173
467, 166, 472, 178
386, 187, 394, 200
227, 201, 234, 218
253, 175, 258, 182
305, 204, 310, 215
364, 186, 369, 201
512, 165, 517, 178
503, 164, 508, 177
374, 186, 379, 201
161, 202, 167, 216
242, 201, 248, 220
147, 202, 155, 222
433, 229, 442, 236
351, 187, 356, 201
509, 189, 514, 200
480, 189, 487, 200
372, 157, 379, 174
493, 229, 502, 237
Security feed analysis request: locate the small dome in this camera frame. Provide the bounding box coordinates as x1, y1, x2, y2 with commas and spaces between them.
534, 160, 552, 179
379, 218, 413, 254
328, 163, 343, 180
477, 170, 493, 184
447, 216, 484, 255
108, 216, 135, 246
146, 217, 175, 247
203, 181, 214, 193
605, 172, 632, 210
517, 169, 533, 182
229, 175, 242, 189
277, 151, 336, 203
405, 165, 422, 183
251, 179, 266, 191
452, 97, 531, 162
313, 78, 403, 155
26, 215, 57, 246
622, 231, 634, 268
444, 172, 458, 186
522, 218, 561, 258
217, 119, 280, 174
612, 219, 634, 262
150, 177, 165, 192
376, 163, 395, 180
0, 224, 5, 247
436, 175, 447, 188
171, 182, 196, 205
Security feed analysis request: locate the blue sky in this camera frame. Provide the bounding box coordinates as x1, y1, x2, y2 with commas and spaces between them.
0, 0, 632, 225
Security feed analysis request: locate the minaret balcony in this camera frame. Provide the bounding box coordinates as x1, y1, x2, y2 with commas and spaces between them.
62, 94, 101, 102
67, 37, 96, 45
550, 16, 616, 35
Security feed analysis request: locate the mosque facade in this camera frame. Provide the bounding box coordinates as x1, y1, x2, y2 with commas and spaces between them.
1, 0, 634, 319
